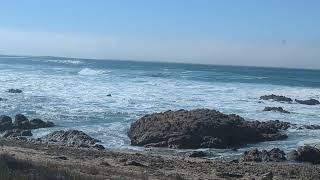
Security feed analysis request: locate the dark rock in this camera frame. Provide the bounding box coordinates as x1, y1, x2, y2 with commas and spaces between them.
21, 130, 32, 136
40, 130, 101, 148
0, 129, 32, 138
53, 156, 68, 160
288, 146, 320, 164
128, 109, 289, 149
239, 148, 286, 162
107, 94, 112, 97
295, 99, 320, 105
263, 107, 290, 114
7, 89, 23, 93
186, 151, 207, 158
299, 124, 320, 130
216, 172, 243, 178
92, 144, 105, 150
30, 119, 54, 129
0, 115, 13, 130
14, 114, 30, 129
260, 94, 293, 103
124, 160, 145, 167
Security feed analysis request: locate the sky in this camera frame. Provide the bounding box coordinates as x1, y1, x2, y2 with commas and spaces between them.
0, 0, 319, 69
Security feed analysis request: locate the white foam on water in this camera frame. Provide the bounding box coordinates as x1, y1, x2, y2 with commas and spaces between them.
78, 68, 110, 76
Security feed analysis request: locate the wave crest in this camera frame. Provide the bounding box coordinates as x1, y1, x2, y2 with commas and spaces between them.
78, 68, 110, 76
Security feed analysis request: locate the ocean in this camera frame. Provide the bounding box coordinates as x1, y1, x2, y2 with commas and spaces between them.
0, 55, 320, 158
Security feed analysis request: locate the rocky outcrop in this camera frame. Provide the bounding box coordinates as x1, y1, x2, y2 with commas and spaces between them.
7, 89, 23, 93
128, 109, 289, 149
295, 99, 320, 105
263, 107, 290, 113
239, 148, 286, 162
0, 114, 54, 138
288, 145, 320, 164
39, 130, 105, 150
260, 94, 293, 103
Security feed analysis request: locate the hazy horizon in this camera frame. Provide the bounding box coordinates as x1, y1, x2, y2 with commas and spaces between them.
0, 0, 319, 69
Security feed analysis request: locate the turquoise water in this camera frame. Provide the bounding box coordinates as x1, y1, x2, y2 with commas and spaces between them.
0, 55, 319, 158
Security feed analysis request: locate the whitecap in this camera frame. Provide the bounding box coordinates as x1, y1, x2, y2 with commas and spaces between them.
78, 68, 110, 76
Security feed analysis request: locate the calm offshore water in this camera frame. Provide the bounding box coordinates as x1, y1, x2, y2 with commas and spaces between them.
0, 55, 320, 158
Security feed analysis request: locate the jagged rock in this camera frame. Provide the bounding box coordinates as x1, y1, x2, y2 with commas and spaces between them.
0, 115, 13, 130
260, 94, 293, 103
186, 151, 207, 158
14, 114, 30, 129
288, 146, 320, 164
128, 109, 289, 149
263, 107, 290, 114
295, 99, 320, 105
239, 148, 286, 162
0, 129, 32, 138
7, 89, 23, 93
40, 130, 104, 150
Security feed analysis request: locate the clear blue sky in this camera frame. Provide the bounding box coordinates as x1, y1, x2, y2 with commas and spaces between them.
0, 0, 319, 68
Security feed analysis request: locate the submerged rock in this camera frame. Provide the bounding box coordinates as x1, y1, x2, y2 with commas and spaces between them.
40, 130, 104, 150
239, 148, 286, 162
260, 94, 293, 103
288, 145, 320, 164
128, 109, 289, 149
7, 89, 23, 93
263, 107, 290, 114
295, 99, 320, 105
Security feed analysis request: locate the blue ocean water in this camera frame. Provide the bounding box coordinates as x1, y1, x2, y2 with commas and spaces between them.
0, 55, 320, 158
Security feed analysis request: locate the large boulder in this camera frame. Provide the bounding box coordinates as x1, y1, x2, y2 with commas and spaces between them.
295, 99, 320, 105
263, 107, 290, 114
40, 130, 104, 150
7, 89, 23, 93
128, 109, 289, 149
288, 146, 320, 164
239, 148, 286, 162
14, 114, 31, 129
0, 115, 13, 130
260, 94, 293, 103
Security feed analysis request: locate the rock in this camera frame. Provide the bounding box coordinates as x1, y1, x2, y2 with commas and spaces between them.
7, 89, 23, 93
0, 115, 13, 130
263, 107, 290, 114
92, 144, 105, 150
260, 94, 293, 103
0, 129, 32, 138
14, 114, 30, 129
40, 130, 101, 148
124, 160, 145, 167
239, 148, 286, 162
21, 130, 32, 136
128, 109, 289, 149
186, 151, 207, 158
260, 172, 273, 180
53, 156, 68, 160
107, 94, 112, 97
30, 119, 54, 129
0, 98, 7, 101
288, 146, 320, 164
299, 124, 320, 130
295, 99, 320, 105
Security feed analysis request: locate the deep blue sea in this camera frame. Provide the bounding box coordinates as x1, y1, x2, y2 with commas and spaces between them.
0, 55, 320, 158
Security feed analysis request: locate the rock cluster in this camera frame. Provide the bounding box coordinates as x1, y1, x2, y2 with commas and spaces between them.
260, 94, 293, 103
128, 109, 289, 149
0, 114, 54, 138
239, 148, 286, 162
263, 107, 290, 113
38, 130, 105, 150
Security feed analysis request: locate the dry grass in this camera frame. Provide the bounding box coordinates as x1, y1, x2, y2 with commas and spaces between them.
0, 153, 104, 180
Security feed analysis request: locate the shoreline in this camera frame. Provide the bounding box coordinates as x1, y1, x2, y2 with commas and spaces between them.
0, 138, 320, 179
